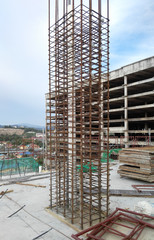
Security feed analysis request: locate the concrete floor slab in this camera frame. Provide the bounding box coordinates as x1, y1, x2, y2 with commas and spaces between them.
0, 175, 75, 240
0, 164, 154, 239
110, 163, 154, 215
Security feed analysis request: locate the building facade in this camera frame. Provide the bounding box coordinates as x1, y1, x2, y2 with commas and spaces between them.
108, 56, 154, 147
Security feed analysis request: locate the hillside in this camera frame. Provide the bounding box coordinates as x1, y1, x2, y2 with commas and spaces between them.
0, 128, 24, 136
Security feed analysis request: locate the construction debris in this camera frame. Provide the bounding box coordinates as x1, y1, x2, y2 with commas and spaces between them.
134, 201, 153, 216
132, 184, 154, 192
32, 228, 53, 240
0, 189, 13, 199
71, 208, 154, 239
0, 172, 50, 186
108, 189, 154, 197
118, 147, 154, 182
15, 182, 46, 188
8, 205, 26, 218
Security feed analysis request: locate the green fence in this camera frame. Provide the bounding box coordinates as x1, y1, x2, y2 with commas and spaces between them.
0, 157, 39, 177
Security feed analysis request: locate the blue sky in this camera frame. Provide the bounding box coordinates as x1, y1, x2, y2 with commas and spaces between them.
0, 0, 154, 126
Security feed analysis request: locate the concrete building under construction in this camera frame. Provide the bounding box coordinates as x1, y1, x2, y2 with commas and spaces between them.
108, 56, 154, 147
46, 56, 154, 165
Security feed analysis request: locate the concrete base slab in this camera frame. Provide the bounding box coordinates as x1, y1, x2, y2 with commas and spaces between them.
0, 164, 154, 239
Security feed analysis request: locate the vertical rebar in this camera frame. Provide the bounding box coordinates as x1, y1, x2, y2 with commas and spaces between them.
48, 0, 52, 208
106, 0, 110, 217
55, 0, 59, 212
71, 0, 75, 224
98, 0, 102, 222
63, 0, 65, 16
48, 0, 110, 229
63, 0, 66, 217
89, 0, 92, 226
80, 0, 83, 229
55, 0, 59, 22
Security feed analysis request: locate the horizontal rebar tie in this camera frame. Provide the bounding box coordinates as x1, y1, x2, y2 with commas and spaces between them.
47, 1, 110, 229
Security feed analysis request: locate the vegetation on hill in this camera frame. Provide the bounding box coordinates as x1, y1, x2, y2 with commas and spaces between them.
24, 127, 41, 133
0, 134, 23, 146
0, 127, 43, 147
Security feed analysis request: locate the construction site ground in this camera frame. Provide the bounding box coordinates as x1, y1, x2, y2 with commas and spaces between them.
0, 163, 154, 240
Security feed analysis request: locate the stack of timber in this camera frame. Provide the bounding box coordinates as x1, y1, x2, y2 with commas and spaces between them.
118, 147, 154, 182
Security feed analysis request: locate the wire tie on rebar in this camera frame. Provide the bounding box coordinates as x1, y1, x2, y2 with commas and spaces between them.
8, 205, 26, 218
0, 189, 8, 199
32, 227, 53, 240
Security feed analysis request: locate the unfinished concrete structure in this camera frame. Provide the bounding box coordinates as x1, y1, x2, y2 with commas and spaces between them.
108, 56, 154, 147
46, 56, 154, 166
47, 0, 110, 229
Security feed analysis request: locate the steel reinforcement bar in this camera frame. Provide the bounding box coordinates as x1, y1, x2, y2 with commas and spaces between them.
47, 0, 110, 229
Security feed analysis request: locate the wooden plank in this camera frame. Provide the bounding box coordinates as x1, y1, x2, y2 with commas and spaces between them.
118, 147, 154, 181
109, 189, 154, 197
0, 190, 13, 195
120, 146, 154, 153
15, 182, 46, 188
118, 170, 154, 183
119, 165, 152, 175
119, 159, 151, 165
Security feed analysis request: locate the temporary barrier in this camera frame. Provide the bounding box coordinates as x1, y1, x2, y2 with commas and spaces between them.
0, 157, 39, 177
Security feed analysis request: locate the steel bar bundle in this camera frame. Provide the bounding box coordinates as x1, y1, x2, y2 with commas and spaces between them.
46, 0, 110, 229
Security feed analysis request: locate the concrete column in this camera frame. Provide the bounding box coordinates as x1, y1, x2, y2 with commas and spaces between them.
67, 2, 76, 210
101, 80, 104, 151
124, 75, 129, 148
145, 109, 148, 130
68, 1, 75, 166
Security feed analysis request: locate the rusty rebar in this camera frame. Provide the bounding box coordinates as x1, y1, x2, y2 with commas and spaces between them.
47, 0, 110, 229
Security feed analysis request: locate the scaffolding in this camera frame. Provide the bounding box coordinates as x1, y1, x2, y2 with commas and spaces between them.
46, 0, 110, 229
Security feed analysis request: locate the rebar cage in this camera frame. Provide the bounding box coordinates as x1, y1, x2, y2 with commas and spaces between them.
47, 1, 110, 229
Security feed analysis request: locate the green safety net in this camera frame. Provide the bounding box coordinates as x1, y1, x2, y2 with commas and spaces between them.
76, 149, 122, 173
77, 163, 97, 173
101, 148, 122, 163
0, 157, 39, 177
